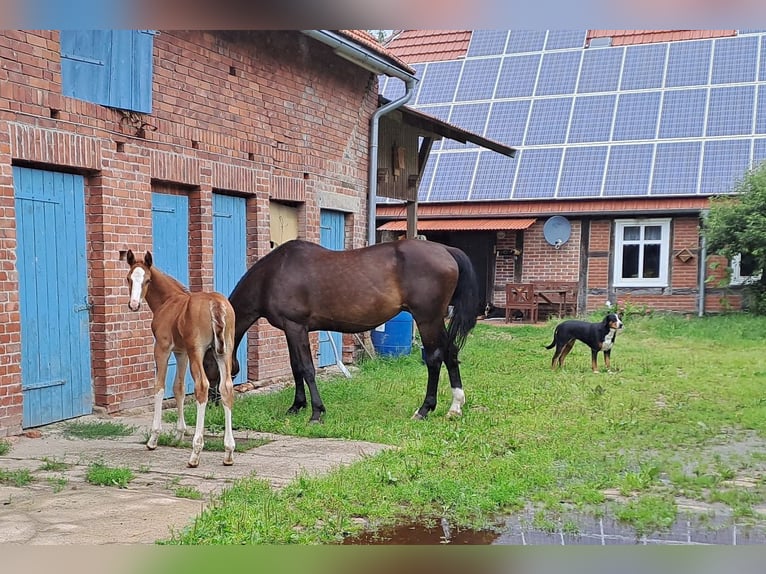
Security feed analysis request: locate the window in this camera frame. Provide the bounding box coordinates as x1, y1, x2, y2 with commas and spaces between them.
613, 218, 671, 287
60, 30, 155, 113
731, 253, 762, 285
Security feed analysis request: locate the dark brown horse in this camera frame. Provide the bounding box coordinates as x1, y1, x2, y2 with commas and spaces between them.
204, 239, 480, 422
126, 250, 236, 467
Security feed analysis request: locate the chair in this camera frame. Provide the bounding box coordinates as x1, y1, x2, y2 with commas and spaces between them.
505, 283, 538, 323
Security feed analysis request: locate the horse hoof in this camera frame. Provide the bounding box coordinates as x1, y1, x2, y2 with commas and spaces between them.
223, 459, 234, 466
446, 409, 462, 419
309, 418, 323, 425
411, 412, 425, 421
187, 461, 199, 468
146, 443, 157, 451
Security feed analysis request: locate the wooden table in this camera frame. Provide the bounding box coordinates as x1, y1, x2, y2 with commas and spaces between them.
536, 288, 568, 318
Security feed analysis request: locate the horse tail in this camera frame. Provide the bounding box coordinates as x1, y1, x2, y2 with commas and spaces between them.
211, 299, 229, 357
445, 246, 480, 351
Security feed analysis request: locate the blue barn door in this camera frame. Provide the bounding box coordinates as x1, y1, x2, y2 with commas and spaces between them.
318, 210, 345, 368
14, 167, 93, 427
213, 193, 247, 386
151, 192, 193, 398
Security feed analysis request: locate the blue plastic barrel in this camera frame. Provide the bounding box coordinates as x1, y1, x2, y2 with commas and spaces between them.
371, 311, 413, 357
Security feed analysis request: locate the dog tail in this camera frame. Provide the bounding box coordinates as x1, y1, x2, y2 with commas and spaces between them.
544, 329, 557, 349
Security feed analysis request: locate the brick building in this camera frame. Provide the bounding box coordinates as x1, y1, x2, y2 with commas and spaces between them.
377, 30, 765, 316
0, 30, 421, 436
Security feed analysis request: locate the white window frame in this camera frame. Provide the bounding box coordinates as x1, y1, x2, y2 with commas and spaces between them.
730, 253, 762, 285
613, 218, 671, 287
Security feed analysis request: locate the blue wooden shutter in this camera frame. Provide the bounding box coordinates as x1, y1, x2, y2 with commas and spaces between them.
61, 30, 112, 106
60, 30, 153, 113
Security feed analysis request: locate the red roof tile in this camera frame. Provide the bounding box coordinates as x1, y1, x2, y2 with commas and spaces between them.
384, 30, 472, 63
337, 30, 415, 74
587, 30, 736, 46
377, 197, 710, 219
378, 218, 536, 232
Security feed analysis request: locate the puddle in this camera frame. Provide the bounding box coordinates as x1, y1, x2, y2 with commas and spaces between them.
343, 519, 498, 545
343, 512, 766, 545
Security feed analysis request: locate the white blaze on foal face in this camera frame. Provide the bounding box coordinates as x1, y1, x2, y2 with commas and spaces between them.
128, 266, 147, 311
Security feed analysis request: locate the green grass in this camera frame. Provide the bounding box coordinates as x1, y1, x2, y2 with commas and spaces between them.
39, 457, 71, 472
0, 468, 33, 487
175, 486, 203, 500
0, 440, 9, 456
85, 462, 135, 488
62, 420, 135, 440
164, 313, 766, 544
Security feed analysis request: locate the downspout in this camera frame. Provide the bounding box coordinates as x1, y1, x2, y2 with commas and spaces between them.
301, 30, 417, 246
698, 210, 709, 317
367, 83, 415, 245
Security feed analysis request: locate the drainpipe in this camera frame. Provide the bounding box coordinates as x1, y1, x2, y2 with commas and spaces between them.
698, 210, 709, 317
301, 30, 417, 245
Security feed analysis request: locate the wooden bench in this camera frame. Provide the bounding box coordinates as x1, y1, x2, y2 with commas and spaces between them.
505, 283, 539, 323
533, 281, 578, 318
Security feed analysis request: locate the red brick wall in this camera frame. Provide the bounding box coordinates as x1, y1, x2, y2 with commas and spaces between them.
0, 30, 377, 435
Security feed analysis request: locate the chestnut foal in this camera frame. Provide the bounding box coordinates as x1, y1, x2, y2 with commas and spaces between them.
126, 250, 236, 467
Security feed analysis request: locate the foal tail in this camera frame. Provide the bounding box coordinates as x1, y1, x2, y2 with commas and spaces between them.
211, 299, 232, 357
445, 246, 480, 351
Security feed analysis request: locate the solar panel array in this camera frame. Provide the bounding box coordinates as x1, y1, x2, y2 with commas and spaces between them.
379, 30, 766, 202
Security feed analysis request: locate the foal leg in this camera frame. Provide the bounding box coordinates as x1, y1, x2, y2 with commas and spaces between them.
147, 346, 171, 450
285, 335, 308, 414
216, 352, 236, 466
187, 348, 209, 468
173, 352, 189, 440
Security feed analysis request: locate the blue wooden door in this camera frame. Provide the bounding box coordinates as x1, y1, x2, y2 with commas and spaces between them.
318, 210, 345, 367
213, 194, 247, 386
14, 167, 93, 427
151, 192, 193, 398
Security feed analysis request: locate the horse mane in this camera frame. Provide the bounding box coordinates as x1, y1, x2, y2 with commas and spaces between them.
151, 264, 191, 295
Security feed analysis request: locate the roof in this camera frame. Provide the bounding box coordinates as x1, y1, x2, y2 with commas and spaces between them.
337, 30, 415, 74
384, 30, 472, 63
587, 30, 736, 46
379, 29, 766, 205
390, 98, 516, 158
378, 218, 536, 232
376, 196, 711, 218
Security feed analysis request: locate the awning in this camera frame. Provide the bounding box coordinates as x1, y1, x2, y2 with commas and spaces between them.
378, 218, 537, 232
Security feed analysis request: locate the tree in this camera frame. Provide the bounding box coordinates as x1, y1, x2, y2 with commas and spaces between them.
703, 162, 766, 313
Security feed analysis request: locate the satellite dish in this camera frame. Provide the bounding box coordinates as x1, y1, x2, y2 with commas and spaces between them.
543, 216, 571, 249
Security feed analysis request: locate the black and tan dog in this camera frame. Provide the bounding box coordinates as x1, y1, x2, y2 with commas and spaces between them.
545, 313, 624, 373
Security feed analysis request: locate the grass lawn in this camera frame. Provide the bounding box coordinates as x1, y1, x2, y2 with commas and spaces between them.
165, 312, 766, 544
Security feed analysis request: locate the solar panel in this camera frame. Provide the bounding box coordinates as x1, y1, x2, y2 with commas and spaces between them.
754, 138, 766, 168
558, 146, 608, 198
577, 47, 623, 93
454, 58, 502, 102
416, 61, 462, 105
495, 54, 541, 98
470, 151, 517, 200
613, 92, 661, 141
620, 43, 667, 90
761, 38, 766, 81
756, 86, 766, 134
665, 40, 712, 87
700, 139, 752, 194
651, 142, 702, 195
506, 30, 546, 53
712, 36, 758, 84
466, 30, 509, 57
427, 152, 480, 201
545, 30, 587, 51
484, 100, 531, 147
416, 154, 437, 201
513, 148, 563, 199
658, 88, 708, 139
568, 95, 616, 143
706, 85, 755, 136
603, 144, 654, 196
535, 51, 581, 95
525, 97, 573, 145
442, 103, 491, 150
